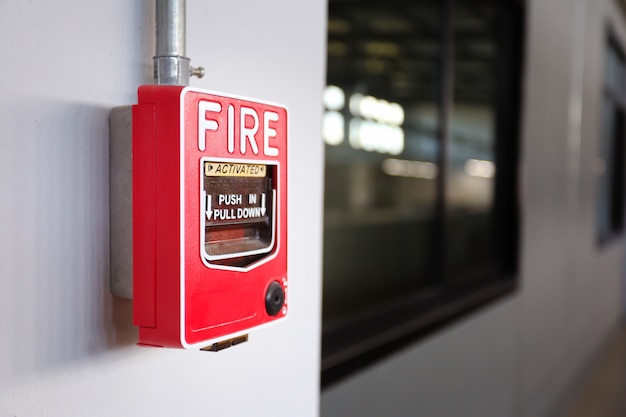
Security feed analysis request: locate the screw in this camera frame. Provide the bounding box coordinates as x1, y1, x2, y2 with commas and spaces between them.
190, 66, 205, 79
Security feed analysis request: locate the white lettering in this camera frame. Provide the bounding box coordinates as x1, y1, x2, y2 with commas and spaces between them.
213, 208, 238, 220
240, 107, 260, 155
263, 111, 280, 156
218, 194, 242, 205
227, 105, 235, 154
237, 207, 263, 219
198, 101, 221, 151
197, 101, 282, 157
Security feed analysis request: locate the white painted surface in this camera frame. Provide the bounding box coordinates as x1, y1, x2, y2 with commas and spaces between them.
321, 0, 625, 416
0, 1, 326, 416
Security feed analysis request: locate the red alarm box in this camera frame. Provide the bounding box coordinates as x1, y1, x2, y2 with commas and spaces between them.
132, 86, 288, 348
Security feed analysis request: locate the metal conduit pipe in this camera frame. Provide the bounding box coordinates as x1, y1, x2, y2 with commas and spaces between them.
154, 0, 204, 85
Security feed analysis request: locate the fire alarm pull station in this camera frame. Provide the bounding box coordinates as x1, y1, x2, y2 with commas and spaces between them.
126, 85, 288, 349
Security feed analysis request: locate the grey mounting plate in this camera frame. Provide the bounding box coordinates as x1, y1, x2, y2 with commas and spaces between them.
109, 106, 133, 299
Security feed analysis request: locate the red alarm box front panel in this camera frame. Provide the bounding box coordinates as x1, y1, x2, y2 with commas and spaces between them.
132, 86, 288, 348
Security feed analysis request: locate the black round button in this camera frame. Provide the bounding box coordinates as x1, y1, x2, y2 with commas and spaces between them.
265, 281, 285, 316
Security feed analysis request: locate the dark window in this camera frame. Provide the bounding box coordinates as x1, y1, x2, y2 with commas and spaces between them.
598, 35, 626, 243
321, 0, 523, 386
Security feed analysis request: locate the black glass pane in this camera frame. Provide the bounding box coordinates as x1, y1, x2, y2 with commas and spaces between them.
444, 0, 498, 283
323, 0, 442, 324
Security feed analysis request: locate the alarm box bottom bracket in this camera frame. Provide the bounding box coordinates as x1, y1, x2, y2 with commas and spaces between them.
109, 85, 288, 349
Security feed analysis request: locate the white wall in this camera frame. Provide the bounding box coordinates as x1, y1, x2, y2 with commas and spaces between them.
321, 0, 626, 416
0, 1, 326, 416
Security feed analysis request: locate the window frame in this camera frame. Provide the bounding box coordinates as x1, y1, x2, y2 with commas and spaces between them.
597, 31, 626, 246
321, 0, 525, 387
